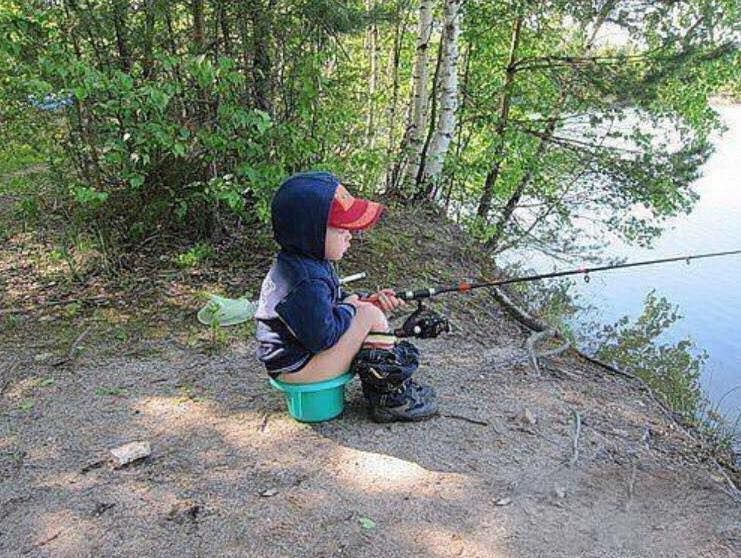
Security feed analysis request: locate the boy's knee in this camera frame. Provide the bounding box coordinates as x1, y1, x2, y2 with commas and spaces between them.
356, 303, 389, 332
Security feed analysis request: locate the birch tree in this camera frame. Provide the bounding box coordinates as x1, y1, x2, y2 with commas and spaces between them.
419, 0, 462, 199
401, 0, 434, 191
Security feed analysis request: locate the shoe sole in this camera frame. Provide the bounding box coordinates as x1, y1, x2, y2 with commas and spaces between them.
370, 408, 440, 424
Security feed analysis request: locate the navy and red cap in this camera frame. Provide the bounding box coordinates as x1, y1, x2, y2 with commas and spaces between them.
328, 183, 385, 231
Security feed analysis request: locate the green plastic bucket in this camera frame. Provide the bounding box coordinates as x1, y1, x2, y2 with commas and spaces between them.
269, 372, 354, 423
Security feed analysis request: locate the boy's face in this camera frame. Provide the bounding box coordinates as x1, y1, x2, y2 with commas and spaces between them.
325, 226, 352, 261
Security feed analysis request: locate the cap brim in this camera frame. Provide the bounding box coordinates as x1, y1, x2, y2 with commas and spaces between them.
331, 200, 385, 231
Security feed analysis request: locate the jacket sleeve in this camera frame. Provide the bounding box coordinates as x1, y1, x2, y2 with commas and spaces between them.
276, 278, 358, 354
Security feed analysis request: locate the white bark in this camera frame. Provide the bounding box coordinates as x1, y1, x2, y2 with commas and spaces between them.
403, 0, 434, 188
422, 0, 461, 195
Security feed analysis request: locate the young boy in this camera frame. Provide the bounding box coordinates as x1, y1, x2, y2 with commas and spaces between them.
254, 171, 438, 422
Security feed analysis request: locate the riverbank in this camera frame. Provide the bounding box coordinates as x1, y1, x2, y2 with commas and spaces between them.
1, 197, 739, 556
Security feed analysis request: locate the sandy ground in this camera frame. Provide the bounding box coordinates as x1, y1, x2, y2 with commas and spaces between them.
1, 309, 739, 558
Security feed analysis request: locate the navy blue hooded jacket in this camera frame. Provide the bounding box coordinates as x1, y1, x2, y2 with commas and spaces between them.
254, 171, 357, 377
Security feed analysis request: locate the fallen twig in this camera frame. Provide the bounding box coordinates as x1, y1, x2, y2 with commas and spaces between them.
569, 409, 582, 466
80, 459, 107, 474
259, 412, 270, 432
625, 460, 638, 510
641, 425, 651, 449
442, 413, 490, 427
69, 325, 93, 358
526, 328, 555, 375
52, 325, 94, 367
22, 530, 62, 555
542, 362, 579, 380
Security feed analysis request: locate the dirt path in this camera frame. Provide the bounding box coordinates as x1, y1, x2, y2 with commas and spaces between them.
1, 318, 738, 557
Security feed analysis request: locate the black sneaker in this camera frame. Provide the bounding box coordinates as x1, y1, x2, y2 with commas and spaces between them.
415, 380, 436, 400
368, 379, 438, 423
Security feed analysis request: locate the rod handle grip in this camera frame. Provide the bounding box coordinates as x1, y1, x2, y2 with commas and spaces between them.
395, 288, 434, 301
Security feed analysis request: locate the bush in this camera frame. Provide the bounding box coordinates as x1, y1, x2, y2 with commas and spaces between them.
55, 54, 281, 238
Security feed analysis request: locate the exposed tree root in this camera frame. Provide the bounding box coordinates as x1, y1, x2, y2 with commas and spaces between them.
525, 327, 571, 376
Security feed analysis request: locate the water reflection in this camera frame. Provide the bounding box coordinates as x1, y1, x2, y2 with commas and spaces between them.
504, 104, 741, 424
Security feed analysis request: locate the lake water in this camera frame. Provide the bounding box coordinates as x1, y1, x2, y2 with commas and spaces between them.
504, 104, 741, 431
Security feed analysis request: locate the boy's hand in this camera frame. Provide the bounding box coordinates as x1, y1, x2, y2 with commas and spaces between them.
361, 289, 406, 313
342, 294, 362, 308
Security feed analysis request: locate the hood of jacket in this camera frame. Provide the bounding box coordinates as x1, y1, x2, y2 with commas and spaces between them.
271, 171, 340, 260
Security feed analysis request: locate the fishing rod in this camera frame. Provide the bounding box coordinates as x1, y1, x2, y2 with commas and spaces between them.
389, 248, 741, 338
395, 249, 741, 301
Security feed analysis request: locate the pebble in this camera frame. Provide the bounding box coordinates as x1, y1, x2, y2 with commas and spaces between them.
34, 352, 54, 362
522, 408, 537, 426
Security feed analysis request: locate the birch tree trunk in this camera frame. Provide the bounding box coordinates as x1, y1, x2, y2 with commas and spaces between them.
415, 37, 444, 197
444, 39, 472, 210
420, 0, 462, 199
402, 0, 434, 191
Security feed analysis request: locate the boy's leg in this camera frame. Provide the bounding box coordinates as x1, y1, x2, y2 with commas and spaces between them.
353, 340, 438, 422
278, 305, 389, 384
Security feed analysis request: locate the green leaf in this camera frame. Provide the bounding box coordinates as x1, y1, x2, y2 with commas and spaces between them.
72, 185, 108, 206
172, 142, 186, 157
73, 86, 87, 101
358, 517, 376, 530
19, 399, 34, 411
129, 175, 145, 189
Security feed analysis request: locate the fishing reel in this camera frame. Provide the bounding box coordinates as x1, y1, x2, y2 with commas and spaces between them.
352, 286, 450, 339
394, 300, 451, 339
